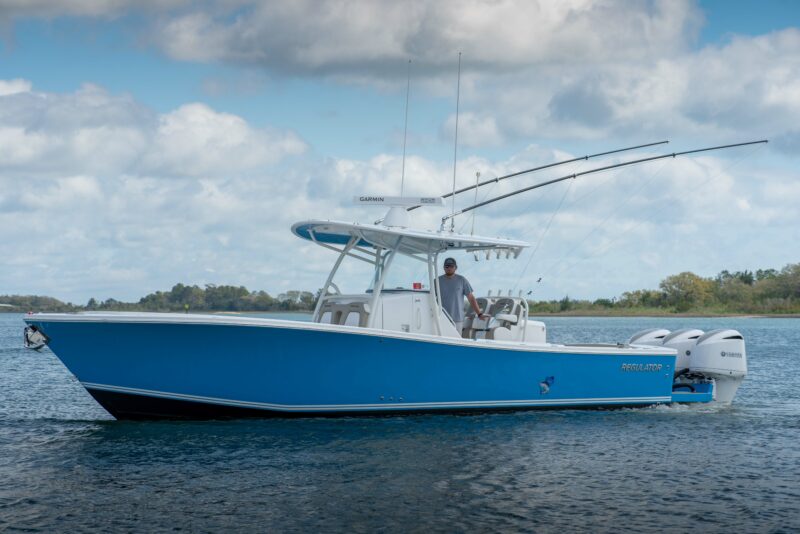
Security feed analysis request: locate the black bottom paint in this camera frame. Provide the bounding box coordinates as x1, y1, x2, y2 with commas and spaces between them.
87, 388, 292, 420
86, 388, 652, 421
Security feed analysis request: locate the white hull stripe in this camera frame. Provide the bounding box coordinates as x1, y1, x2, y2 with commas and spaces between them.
82, 382, 671, 412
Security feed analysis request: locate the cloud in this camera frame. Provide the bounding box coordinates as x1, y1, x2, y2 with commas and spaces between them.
0, 0, 186, 20
0, 0, 798, 302
0, 82, 306, 178
1, 79, 789, 306
441, 112, 503, 147
548, 79, 615, 126
772, 129, 800, 154
4, 2, 799, 149
0, 80, 311, 301
149, 0, 699, 75
0, 84, 154, 175
1, 0, 701, 72
138, 1, 800, 147
476, 28, 800, 143
0, 78, 31, 95
144, 103, 306, 177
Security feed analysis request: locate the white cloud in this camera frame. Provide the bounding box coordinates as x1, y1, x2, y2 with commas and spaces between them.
471, 28, 800, 144
144, 103, 306, 177
0, 82, 306, 179
4, 2, 800, 149
0, 80, 792, 305
0, 78, 31, 95
139, 1, 800, 148
0, 84, 154, 175
1, 0, 701, 72
18, 175, 103, 210
0, 0, 798, 303
442, 112, 503, 147
0, 80, 311, 302
150, 0, 699, 74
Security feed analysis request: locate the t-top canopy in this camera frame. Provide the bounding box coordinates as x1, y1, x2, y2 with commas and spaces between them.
292, 220, 529, 256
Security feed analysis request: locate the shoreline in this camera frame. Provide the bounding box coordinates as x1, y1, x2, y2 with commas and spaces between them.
223, 310, 800, 319
3, 309, 799, 318
526, 311, 800, 318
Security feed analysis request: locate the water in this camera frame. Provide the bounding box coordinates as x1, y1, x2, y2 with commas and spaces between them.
1, 313, 799, 532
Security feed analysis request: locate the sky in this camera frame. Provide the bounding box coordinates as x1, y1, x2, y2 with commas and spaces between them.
0, 0, 798, 304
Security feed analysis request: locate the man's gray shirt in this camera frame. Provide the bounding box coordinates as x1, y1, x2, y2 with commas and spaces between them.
438, 274, 473, 322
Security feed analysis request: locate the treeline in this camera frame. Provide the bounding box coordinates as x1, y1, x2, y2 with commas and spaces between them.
0, 284, 317, 313
129, 284, 316, 312
2, 262, 799, 315
530, 263, 800, 314
0, 295, 79, 313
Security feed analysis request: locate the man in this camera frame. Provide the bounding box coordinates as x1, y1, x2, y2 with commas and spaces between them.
438, 257, 486, 333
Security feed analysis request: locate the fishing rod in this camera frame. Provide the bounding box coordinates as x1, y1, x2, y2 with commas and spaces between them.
407, 140, 669, 212
440, 139, 768, 227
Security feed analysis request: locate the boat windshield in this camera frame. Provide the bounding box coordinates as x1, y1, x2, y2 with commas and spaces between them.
366, 252, 431, 293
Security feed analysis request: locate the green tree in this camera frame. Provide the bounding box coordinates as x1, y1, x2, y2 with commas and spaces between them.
755, 268, 778, 281
660, 272, 714, 312
299, 291, 316, 309
713, 277, 753, 310
205, 284, 250, 311
618, 289, 664, 308
593, 298, 614, 308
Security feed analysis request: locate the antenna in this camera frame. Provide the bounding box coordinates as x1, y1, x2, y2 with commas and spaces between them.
449, 52, 462, 232
400, 59, 411, 196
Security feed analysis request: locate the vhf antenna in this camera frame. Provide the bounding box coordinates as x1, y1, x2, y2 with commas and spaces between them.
400, 59, 411, 196
449, 52, 462, 232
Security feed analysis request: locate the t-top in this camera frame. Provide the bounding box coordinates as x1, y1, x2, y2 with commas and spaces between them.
437, 273, 473, 322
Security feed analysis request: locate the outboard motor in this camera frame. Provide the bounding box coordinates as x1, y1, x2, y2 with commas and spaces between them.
689, 329, 747, 403
628, 326, 747, 404
661, 329, 704, 373
628, 328, 670, 346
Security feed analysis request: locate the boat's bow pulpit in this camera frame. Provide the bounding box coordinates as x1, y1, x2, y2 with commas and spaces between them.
291, 197, 529, 338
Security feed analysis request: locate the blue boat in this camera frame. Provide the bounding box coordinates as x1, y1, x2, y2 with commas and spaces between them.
22, 199, 748, 419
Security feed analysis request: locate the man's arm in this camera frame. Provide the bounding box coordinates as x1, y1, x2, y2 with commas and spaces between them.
467, 293, 487, 319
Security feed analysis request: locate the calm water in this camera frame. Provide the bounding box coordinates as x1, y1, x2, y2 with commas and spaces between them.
1, 313, 798, 532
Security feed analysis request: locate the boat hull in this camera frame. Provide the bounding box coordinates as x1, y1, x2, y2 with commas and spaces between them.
25, 314, 678, 420
84, 387, 666, 420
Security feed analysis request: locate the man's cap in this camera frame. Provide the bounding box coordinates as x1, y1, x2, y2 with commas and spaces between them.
444, 257, 457, 267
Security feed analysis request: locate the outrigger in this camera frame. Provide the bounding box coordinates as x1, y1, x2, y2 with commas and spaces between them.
22, 140, 763, 419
